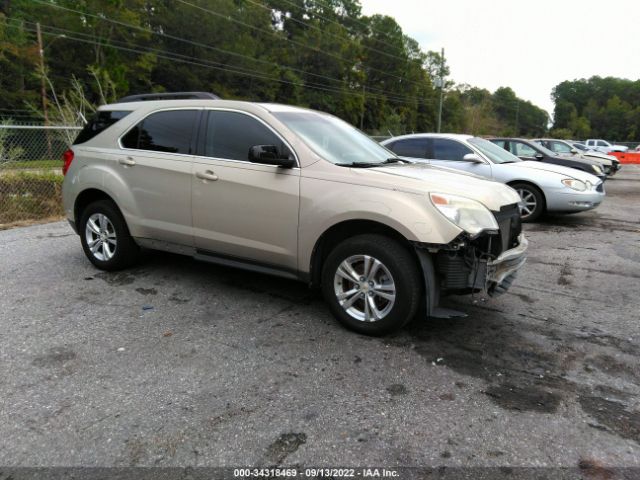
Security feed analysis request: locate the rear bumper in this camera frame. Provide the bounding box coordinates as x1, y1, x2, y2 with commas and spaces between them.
486, 234, 528, 296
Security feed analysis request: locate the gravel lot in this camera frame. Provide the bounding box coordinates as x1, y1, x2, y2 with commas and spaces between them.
1, 166, 639, 471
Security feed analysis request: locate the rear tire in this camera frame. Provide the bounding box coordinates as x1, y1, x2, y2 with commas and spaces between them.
321, 234, 421, 335
79, 200, 139, 271
511, 182, 545, 222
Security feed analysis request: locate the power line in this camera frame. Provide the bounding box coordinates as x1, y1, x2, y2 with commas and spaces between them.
243, 0, 410, 64
7, 20, 432, 107
175, 0, 421, 88
28, 0, 428, 103
309, 0, 400, 41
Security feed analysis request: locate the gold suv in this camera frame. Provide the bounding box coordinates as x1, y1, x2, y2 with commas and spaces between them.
62, 92, 527, 335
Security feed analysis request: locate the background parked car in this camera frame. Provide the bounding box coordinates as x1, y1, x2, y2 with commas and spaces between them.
534, 138, 620, 175
382, 134, 605, 222
585, 139, 628, 153
489, 138, 606, 181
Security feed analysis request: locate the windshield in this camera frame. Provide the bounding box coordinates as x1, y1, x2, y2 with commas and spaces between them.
273, 111, 396, 166
468, 137, 521, 164
534, 142, 558, 157
573, 143, 588, 151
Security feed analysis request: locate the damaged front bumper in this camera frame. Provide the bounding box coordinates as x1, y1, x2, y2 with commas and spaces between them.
486, 233, 528, 296
414, 231, 528, 319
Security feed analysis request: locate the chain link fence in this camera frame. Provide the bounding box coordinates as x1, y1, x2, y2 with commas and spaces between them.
0, 125, 80, 227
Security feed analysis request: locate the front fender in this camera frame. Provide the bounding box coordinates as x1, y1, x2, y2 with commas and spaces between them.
298, 177, 462, 275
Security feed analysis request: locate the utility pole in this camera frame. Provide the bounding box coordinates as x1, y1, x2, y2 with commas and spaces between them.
360, 84, 366, 131
436, 48, 445, 133
36, 22, 49, 127
36, 22, 52, 156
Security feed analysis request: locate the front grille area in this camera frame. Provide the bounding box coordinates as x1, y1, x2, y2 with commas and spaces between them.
492, 203, 522, 255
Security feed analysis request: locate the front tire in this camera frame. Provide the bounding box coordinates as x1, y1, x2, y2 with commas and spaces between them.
79, 200, 139, 271
511, 182, 545, 222
321, 234, 422, 335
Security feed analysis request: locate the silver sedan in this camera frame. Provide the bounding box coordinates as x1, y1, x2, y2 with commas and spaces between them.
381, 134, 605, 222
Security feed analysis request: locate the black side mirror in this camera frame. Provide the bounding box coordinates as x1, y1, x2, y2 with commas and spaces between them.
248, 145, 295, 168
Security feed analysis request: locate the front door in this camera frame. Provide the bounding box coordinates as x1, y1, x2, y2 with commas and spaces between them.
191, 110, 300, 272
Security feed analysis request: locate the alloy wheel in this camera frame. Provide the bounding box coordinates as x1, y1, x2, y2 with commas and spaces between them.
85, 213, 117, 261
333, 254, 396, 322
517, 188, 537, 219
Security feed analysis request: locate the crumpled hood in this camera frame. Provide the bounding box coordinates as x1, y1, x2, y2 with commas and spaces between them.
357, 163, 521, 211
509, 161, 601, 183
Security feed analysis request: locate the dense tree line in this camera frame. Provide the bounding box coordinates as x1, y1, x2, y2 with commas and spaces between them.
1, 0, 547, 136
552, 76, 640, 141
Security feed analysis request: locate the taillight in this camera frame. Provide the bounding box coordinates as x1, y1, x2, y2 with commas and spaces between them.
62, 149, 74, 175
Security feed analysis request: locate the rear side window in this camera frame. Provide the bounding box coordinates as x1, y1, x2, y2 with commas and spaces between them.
121, 110, 199, 154
388, 138, 428, 158
73, 111, 131, 145
431, 138, 473, 161
203, 110, 292, 161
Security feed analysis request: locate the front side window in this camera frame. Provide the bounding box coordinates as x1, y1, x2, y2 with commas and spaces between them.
597, 140, 608, 147
121, 110, 198, 154
431, 138, 473, 161
74, 110, 131, 145
204, 111, 292, 162
491, 139, 508, 150
388, 138, 428, 158
511, 141, 537, 157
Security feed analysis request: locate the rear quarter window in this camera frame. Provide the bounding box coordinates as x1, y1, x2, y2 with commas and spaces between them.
73, 111, 131, 145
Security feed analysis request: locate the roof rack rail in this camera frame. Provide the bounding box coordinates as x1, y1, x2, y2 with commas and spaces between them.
116, 92, 220, 103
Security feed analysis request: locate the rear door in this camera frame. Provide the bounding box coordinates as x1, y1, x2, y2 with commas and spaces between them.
191, 110, 300, 272
428, 138, 492, 178
117, 109, 199, 246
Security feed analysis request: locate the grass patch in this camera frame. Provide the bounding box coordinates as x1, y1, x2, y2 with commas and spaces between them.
1, 159, 63, 170
0, 171, 64, 224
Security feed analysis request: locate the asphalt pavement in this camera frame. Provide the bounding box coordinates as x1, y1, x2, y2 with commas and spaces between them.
1, 166, 639, 471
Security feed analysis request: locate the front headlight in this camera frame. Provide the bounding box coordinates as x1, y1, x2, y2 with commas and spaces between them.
561, 178, 587, 191
429, 193, 498, 236
592, 164, 603, 174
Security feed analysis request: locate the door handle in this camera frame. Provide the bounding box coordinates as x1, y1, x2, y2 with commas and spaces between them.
196, 170, 218, 181
118, 157, 136, 166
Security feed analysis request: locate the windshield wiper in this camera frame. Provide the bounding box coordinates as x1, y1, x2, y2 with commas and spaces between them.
386, 157, 412, 164
335, 158, 410, 168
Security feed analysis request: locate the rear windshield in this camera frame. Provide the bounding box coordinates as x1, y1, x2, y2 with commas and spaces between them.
73, 110, 131, 145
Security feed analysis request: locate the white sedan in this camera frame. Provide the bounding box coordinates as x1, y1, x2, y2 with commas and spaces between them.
382, 134, 605, 222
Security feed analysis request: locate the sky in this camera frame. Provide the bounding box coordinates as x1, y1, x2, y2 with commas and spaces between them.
359, 0, 640, 117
